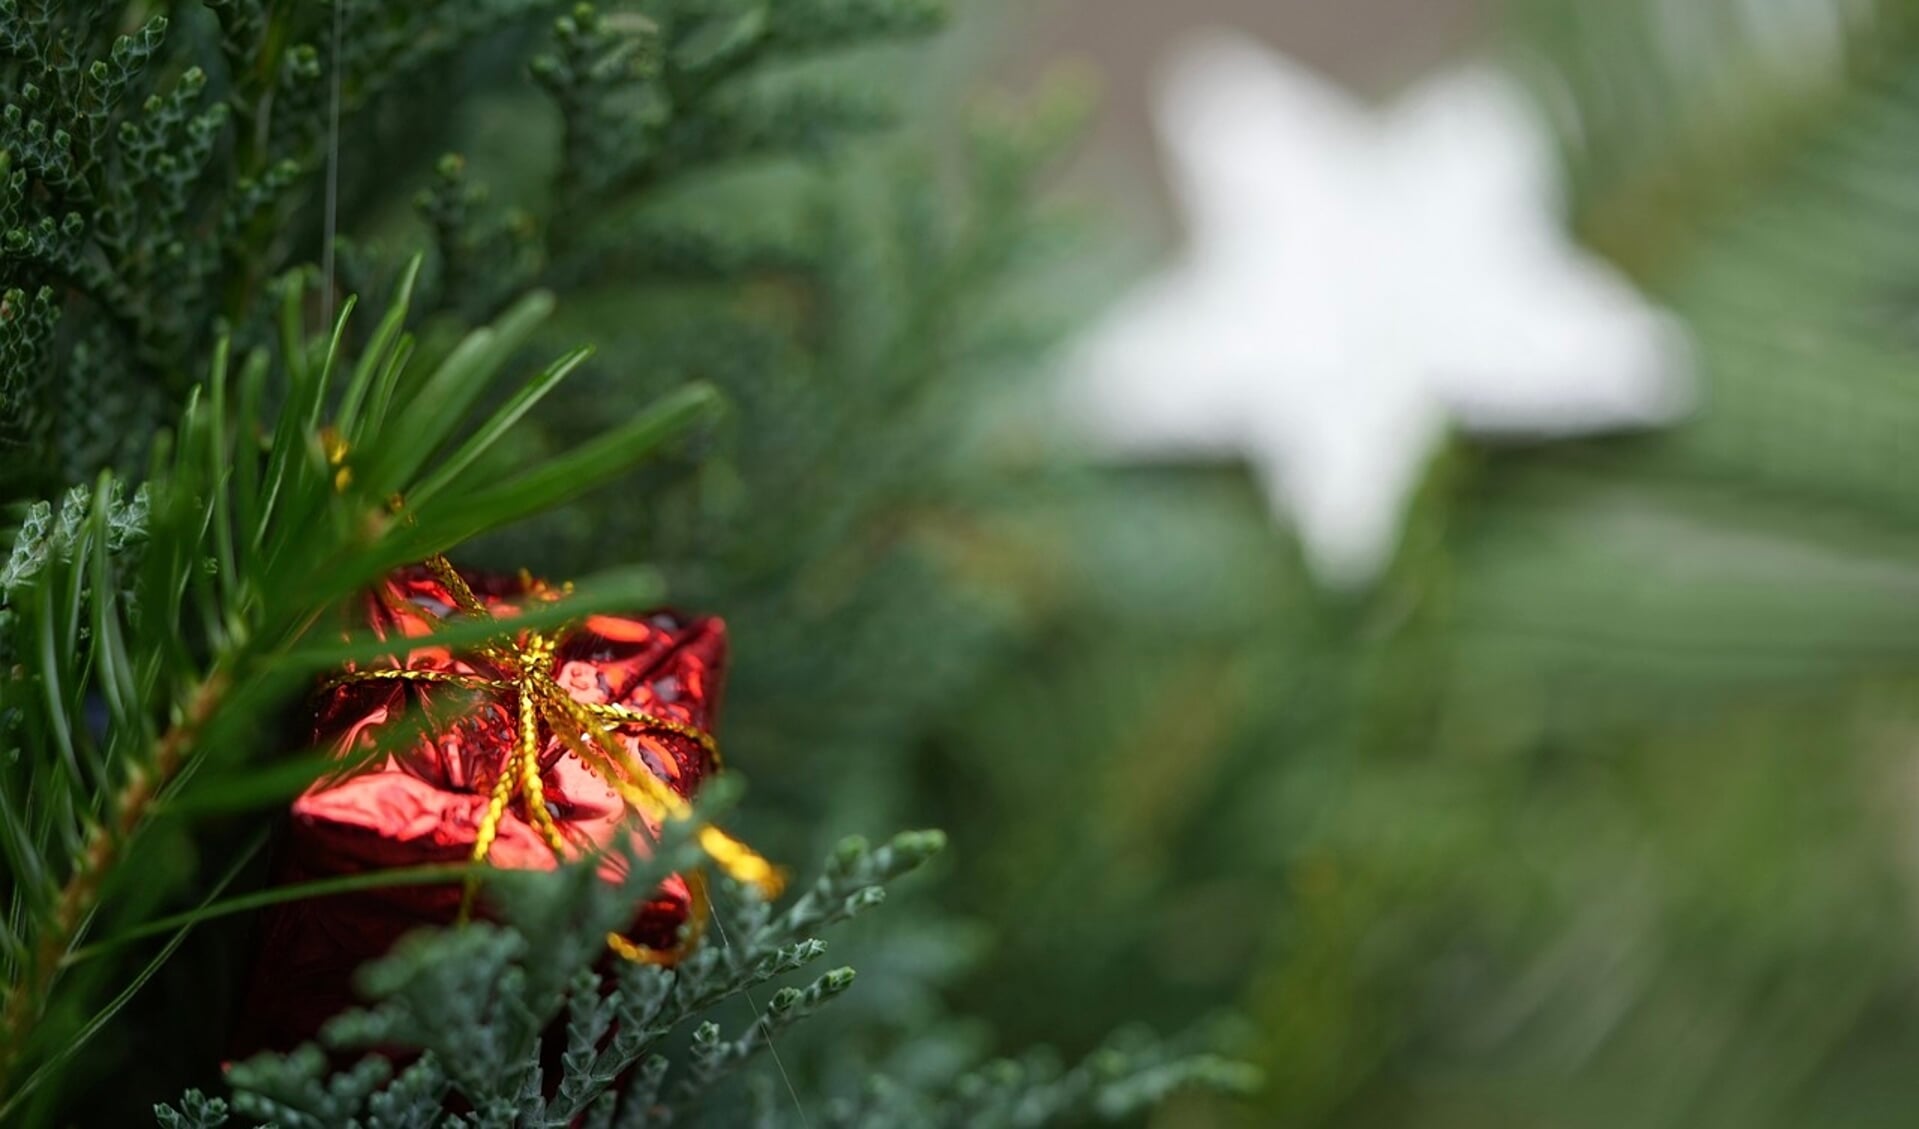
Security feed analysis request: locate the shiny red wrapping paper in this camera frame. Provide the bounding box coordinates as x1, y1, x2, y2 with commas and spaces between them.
230, 564, 727, 1056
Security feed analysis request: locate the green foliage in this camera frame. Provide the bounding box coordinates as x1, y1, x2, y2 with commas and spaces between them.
0, 0, 1256, 1124
0, 478, 147, 671
0, 0, 951, 487
1457, 0, 1919, 718
549, 76, 1102, 843
162, 824, 925, 1126
155, 828, 1242, 1127
0, 0, 580, 488
424, 0, 944, 321
0, 273, 716, 1120
0, 479, 147, 597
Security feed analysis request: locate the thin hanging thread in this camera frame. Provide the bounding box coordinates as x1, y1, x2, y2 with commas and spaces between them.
320, 0, 343, 325
709, 907, 810, 1126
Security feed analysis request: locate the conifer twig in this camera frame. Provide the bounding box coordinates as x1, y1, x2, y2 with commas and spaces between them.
0, 667, 227, 1093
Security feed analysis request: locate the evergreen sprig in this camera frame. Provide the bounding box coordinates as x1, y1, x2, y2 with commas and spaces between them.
423, 0, 946, 322
158, 825, 1246, 1127
0, 267, 721, 1117
156, 821, 920, 1126
0, 0, 578, 489
0, 0, 948, 487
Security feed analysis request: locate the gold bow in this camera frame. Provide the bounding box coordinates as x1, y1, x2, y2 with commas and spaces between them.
330, 553, 781, 964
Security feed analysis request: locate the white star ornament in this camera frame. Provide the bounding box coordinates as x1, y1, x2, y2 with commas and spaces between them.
1061, 32, 1693, 583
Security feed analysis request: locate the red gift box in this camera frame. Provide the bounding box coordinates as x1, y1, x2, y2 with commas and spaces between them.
231, 560, 737, 1056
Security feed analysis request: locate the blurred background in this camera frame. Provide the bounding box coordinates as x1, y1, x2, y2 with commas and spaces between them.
738, 0, 1919, 1125
1007, 0, 1483, 215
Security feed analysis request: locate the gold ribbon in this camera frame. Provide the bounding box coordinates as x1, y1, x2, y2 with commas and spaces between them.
329, 553, 781, 964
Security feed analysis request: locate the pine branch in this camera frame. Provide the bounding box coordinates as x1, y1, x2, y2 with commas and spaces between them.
417, 0, 947, 321
0, 265, 722, 1112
